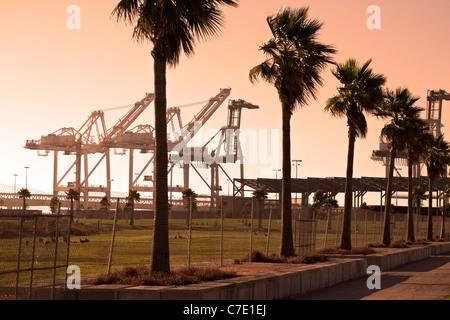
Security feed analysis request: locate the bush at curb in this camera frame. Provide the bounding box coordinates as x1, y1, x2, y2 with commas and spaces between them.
89, 265, 237, 287
242, 250, 328, 264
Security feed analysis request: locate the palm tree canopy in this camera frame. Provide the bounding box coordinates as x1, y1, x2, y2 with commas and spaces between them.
126, 190, 141, 203
182, 188, 197, 210
249, 6, 336, 111
325, 58, 386, 138
100, 196, 111, 208
65, 189, 80, 201
17, 188, 31, 199
412, 186, 427, 204
424, 134, 450, 182
112, 0, 238, 66
444, 185, 450, 198
378, 87, 422, 151
252, 188, 268, 200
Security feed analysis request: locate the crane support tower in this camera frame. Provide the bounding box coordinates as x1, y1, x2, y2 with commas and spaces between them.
427, 89, 450, 137
371, 89, 449, 179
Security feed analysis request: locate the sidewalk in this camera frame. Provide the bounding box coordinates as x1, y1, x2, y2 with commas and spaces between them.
290, 254, 450, 300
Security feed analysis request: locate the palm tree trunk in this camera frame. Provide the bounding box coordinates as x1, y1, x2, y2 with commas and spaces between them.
150, 50, 170, 275
258, 199, 263, 230
382, 148, 396, 246
340, 128, 356, 250
427, 178, 434, 241
130, 200, 134, 226
280, 106, 294, 257
406, 157, 415, 242
70, 199, 74, 221
440, 208, 446, 239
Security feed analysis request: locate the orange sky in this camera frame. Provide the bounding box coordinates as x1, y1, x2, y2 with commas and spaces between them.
0, 0, 449, 205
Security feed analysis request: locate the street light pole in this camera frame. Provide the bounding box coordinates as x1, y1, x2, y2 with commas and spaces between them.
13, 174, 18, 193
272, 169, 281, 202
292, 160, 302, 206
24, 166, 29, 189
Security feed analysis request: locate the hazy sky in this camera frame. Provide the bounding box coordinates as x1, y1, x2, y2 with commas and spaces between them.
1, 1, 449, 204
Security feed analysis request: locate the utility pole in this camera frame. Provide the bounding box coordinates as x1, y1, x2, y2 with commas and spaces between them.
24, 167, 29, 189
13, 174, 18, 193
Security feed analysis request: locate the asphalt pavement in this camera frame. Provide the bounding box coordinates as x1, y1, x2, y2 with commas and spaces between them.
290, 254, 450, 300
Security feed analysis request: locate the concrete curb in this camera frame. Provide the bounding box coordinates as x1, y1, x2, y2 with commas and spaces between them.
27, 241, 450, 300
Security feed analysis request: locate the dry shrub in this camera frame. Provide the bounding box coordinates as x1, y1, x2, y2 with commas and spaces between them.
242, 250, 327, 264
317, 246, 376, 255
90, 265, 237, 286
388, 240, 409, 248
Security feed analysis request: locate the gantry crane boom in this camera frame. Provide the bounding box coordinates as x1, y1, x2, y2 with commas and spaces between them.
103, 93, 155, 142
181, 88, 231, 144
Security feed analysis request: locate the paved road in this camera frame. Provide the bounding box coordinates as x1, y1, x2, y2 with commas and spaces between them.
291, 254, 450, 300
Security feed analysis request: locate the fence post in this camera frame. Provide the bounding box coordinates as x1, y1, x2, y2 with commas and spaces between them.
107, 199, 119, 274
188, 196, 193, 267
15, 217, 24, 299
220, 196, 224, 267
249, 197, 254, 262
51, 202, 61, 300
28, 216, 38, 300
334, 210, 340, 247
266, 207, 272, 256
64, 206, 73, 291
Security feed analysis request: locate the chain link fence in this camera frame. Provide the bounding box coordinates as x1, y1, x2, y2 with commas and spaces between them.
0, 210, 72, 300
3, 198, 448, 300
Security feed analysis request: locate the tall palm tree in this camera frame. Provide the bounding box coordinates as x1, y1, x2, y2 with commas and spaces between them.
403, 114, 428, 242
17, 188, 31, 215
112, 0, 238, 274
252, 188, 268, 229
440, 184, 450, 239
377, 87, 421, 246
126, 190, 141, 226
249, 6, 336, 257
182, 188, 197, 226
413, 185, 427, 236
65, 188, 80, 221
423, 134, 450, 240
325, 58, 386, 250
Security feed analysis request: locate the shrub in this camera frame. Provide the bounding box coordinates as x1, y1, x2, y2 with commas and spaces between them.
388, 240, 409, 248
89, 265, 237, 287
242, 250, 327, 264
414, 238, 429, 245
317, 246, 376, 255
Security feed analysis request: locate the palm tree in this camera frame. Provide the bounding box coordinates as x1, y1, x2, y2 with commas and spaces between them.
423, 134, 450, 240
17, 188, 31, 214
325, 58, 386, 250
252, 188, 268, 229
65, 189, 80, 221
49, 196, 59, 215
413, 185, 427, 236
249, 6, 336, 257
182, 188, 197, 226
403, 114, 428, 242
440, 184, 450, 239
126, 190, 141, 226
112, 0, 238, 274
377, 87, 421, 246
312, 189, 327, 215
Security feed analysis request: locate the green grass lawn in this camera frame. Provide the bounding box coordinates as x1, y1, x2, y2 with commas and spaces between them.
0, 217, 282, 285
0, 215, 442, 286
